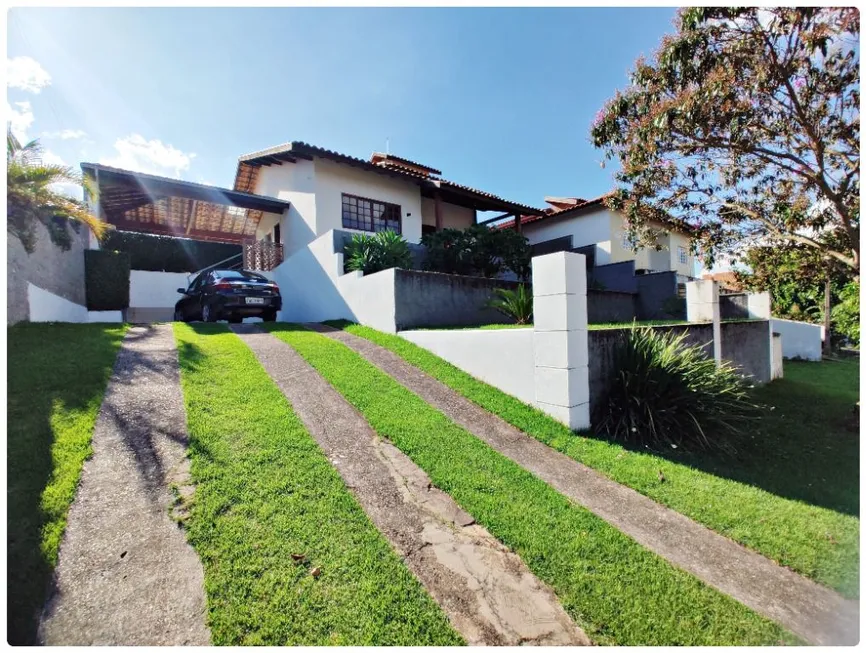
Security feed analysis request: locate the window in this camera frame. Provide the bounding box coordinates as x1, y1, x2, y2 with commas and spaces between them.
342, 194, 401, 234
678, 246, 688, 264
621, 231, 631, 249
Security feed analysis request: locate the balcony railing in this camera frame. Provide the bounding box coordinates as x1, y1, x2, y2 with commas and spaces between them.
243, 240, 284, 271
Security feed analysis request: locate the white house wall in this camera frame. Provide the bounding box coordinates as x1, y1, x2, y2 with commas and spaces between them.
314, 158, 424, 244
522, 207, 613, 265
420, 197, 475, 230
271, 230, 398, 332
255, 159, 318, 256
400, 328, 537, 404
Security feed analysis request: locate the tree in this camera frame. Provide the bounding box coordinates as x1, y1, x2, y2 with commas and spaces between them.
421, 225, 532, 281
7, 130, 107, 253
591, 8, 859, 276
736, 241, 854, 353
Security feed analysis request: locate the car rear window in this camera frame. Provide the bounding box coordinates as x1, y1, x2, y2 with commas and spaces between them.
215, 270, 268, 281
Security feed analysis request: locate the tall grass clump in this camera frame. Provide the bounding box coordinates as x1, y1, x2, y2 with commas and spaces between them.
344, 230, 412, 275
593, 327, 761, 451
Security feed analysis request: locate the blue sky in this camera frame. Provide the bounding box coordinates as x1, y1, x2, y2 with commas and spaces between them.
7, 7, 678, 208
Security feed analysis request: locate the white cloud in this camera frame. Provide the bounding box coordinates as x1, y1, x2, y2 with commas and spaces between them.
7, 56, 51, 93
41, 149, 66, 166
42, 129, 86, 140
100, 134, 195, 178
7, 100, 34, 142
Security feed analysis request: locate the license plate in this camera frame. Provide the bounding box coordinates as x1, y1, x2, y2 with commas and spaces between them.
245, 297, 265, 305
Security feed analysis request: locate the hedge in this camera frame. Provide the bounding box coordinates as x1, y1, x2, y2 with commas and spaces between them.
84, 249, 131, 311
101, 231, 242, 273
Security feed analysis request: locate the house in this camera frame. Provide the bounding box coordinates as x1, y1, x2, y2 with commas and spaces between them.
231, 141, 543, 258
494, 195, 696, 279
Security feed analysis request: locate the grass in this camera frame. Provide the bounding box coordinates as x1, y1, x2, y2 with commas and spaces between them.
172, 323, 461, 645
330, 321, 860, 598
267, 324, 798, 646
7, 323, 128, 645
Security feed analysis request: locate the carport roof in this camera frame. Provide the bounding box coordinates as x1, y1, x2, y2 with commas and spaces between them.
81, 163, 291, 244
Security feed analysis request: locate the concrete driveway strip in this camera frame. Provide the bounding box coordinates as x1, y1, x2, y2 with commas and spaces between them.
231, 324, 590, 646
38, 324, 210, 646
309, 323, 860, 647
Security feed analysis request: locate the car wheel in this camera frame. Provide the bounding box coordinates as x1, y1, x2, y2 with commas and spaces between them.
174, 308, 185, 323
202, 303, 215, 323
263, 310, 277, 322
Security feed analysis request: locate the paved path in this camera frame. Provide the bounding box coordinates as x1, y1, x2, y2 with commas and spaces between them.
39, 325, 210, 646
308, 323, 860, 646
232, 324, 589, 646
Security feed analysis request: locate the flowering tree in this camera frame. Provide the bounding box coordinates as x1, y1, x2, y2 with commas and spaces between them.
591, 8, 859, 274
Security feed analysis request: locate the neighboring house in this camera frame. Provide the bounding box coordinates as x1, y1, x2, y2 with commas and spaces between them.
495, 195, 697, 278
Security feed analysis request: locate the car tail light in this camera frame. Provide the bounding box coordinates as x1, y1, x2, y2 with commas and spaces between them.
268, 282, 279, 291
213, 281, 234, 291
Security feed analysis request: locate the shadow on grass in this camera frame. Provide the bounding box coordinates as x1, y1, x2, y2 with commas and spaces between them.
7, 323, 126, 645
585, 360, 859, 517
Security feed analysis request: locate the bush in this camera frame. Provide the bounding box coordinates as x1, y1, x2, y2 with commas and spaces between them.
101, 230, 241, 273
421, 225, 531, 280
592, 327, 760, 452
84, 249, 130, 311
486, 285, 533, 324
343, 230, 412, 275
832, 281, 860, 346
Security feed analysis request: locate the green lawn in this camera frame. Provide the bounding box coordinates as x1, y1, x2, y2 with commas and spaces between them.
330, 321, 860, 598
173, 324, 460, 645
7, 323, 128, 645
268, 324, 797, 646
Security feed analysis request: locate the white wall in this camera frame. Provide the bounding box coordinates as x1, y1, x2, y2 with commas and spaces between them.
270, 230, 399, 332
129, 270, 191, 310
401, 328, 536, 404
521, 206, 612, 254
255, 159, 317, 256
770, 318, 824, 361
420, 197, 475, 230
87, 310, 123, 323
27, 283, 87, 322
314, 158, 425, 244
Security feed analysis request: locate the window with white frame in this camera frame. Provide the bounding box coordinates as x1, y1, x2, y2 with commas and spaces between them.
678, 246, 688, 264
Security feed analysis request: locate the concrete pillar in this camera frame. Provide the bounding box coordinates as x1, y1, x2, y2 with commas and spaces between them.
686, 279, 721, 364
747, 291, 771, 319
532, 251, 590, 430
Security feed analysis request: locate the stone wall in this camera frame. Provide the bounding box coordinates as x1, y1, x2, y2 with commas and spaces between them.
393, 269, 522, 330
7, 220, 88, 324
720, 293, 750, 320
587, 290, 636, 323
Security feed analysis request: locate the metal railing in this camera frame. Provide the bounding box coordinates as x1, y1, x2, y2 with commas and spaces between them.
188, 252, 243, 283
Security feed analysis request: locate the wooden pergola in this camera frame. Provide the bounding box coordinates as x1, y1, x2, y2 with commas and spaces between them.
81, 163, 291, 245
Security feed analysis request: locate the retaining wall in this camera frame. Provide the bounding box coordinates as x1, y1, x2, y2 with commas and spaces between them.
8, 220, 88, 323
394, 269, 522, 330
587, 290, 636, 323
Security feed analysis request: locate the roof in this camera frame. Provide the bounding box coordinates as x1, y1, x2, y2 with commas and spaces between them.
370, 152, 442, 176
494, 193, 694, 236
495, 195, 610, 229
81, 163, 291, 244
233, 141, 545, 216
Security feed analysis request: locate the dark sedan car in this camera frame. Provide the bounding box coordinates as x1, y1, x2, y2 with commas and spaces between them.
174, 269, 282, 323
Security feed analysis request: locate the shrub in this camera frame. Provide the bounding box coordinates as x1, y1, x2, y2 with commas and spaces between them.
421, 225, 531, 280
592, 327, 760, 452
486, 285, 533, 324
101, 230, 241, 273
832, 281, 860, 346
344, 230, 412, 275
84, 249, 130, 311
